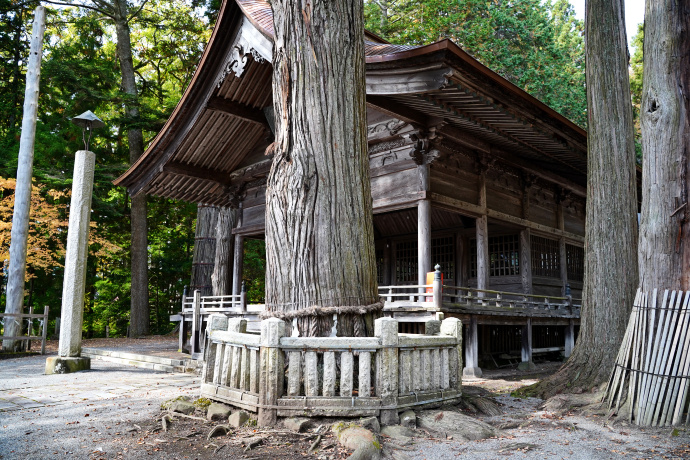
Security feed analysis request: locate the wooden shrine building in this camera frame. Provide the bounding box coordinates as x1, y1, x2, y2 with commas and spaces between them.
115, 0, 588, 375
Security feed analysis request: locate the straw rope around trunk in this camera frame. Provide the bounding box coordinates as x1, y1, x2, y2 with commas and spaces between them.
603, 288, 690, 426
260, 301, 384, 320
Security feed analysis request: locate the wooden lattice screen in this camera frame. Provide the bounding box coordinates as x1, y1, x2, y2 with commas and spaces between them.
566, 244, 584, 282
469, 234, 520, 278
375, 248, 384, 284
531, 235, 560, 278
431, 236, 455, 281
395, 241, 417, 284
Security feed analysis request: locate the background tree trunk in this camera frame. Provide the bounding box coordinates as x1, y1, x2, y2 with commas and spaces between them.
265, 0, 378, 337
191, 204, 219, 296
638, 1, 690, 291
212, 207, 236, 296
113, 0, 148, 336
534, 0, 638, 397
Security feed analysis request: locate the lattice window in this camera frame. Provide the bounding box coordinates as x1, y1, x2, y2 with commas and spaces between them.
566, 244, 584, 282
395, 241, 417, 284
375, 248, 384, 285
531, 236, 560, 278
469, 234, 520, 278
431, 236, 455, 281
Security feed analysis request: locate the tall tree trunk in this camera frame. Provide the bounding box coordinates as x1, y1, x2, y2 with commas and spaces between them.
265, 0, 379, 337
534, 0, 638, 397
212, 207, 236, 296
113, 0, 148, 336
191, 204, 219, 296
638, 1, 690, 291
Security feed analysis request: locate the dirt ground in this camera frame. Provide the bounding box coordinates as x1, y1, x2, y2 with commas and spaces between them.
2, 346, 690, 459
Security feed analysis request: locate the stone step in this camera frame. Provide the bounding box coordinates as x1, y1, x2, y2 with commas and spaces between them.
82, 352, 177, 373
82, 347, 186, 367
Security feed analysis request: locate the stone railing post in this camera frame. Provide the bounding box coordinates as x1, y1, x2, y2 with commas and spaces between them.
433, 264, 443, 309
240, 280, 247, 313
201, 314, 230, 382
375, 317, 399, 425
441, 317, 463, 391
258, 318, 285, 426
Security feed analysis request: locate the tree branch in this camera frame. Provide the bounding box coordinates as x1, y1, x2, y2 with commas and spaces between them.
40, 0, 114, 18
127, 0, 149, 23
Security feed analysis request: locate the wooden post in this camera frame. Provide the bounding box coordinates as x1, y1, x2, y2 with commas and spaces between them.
240, 280, 247, 312
258, 318, 285, 426
191, 290, 201, 356
418, 200, 432, 296
383, 240, 391, 285
375, 317, 399, 425
518, 318, 535, 370
520, 228, 532, 294
463, 315, 482, 378
201, 314, 230, 382
232, 234, 244, 297
3, 7, 46, 352
27, 306, 33, 351
476, 216, 489, 293
433, 264, 443, 309
564, 319, 575, 358
41, 305, 48, 355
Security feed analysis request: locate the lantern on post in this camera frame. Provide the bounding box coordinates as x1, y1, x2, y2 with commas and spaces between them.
71, 110, 104, 151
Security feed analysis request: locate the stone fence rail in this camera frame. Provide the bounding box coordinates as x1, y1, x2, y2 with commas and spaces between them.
199, 316, 463, 426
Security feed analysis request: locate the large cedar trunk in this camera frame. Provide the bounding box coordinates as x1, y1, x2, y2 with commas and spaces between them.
191, 204, 219, 296
638, 1, 690, 291
535, 0, 638, 396
113, 0, 149, 337
265, 0, 378, 337
212, 207, 236, 295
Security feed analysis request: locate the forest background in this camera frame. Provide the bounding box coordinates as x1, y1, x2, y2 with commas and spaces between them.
0, 0, 642, 338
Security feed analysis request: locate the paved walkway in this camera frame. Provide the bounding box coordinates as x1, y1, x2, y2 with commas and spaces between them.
0, 353, 199, 459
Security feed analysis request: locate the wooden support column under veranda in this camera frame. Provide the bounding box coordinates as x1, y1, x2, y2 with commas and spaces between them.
232, 234, 245, 297
564, 318, 575, 358
519, 317, 535, 370
463, 315, 482, 378
557, 195, 569, 295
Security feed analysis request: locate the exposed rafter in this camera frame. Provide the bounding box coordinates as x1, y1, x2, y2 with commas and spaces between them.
206, 96, 268, 126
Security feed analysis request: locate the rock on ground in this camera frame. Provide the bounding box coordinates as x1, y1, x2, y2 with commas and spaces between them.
228, 410, 250, 427
283, 417, 310, 432
416, 410, 498, 441
400, 410, 416, 429
206, 402, 231, 421
169, 400, 195, 415
333, 424, 381, 460
381, 425, 417, 445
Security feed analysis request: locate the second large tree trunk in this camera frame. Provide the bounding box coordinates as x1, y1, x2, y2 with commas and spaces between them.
638, 1, 690, 291
265, 0, 378, 337
534, 0, 638, 397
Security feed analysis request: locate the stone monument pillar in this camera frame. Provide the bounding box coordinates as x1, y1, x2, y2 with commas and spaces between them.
45, 150, 95, 374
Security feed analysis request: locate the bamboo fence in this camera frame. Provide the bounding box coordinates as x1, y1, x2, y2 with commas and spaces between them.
604, 289, 690, 426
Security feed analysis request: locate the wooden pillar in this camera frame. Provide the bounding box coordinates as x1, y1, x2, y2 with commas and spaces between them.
518, 318, 535, 370
520, 228, 532, 294
232, 234, 244, 297
463, 315, 482, 378
557, 197, 568, 295
418, 200, 432, 289
476, 216, 489, 292
455, 233, 466, 300
383, 239, 391, 285
564, 319, 575, 358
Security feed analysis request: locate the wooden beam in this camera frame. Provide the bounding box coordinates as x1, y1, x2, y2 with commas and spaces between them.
163, 161, 230, 186
206, 96, 268, 126
366, 95, 431, 127
428, 192, 585, 244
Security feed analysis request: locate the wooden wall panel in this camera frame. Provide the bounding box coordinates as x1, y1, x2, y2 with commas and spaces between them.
371, 168, 420, 202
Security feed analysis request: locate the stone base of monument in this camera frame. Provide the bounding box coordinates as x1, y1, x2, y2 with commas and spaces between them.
45, 356, 91, 374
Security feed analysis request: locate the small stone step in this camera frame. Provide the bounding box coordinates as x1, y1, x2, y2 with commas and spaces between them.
82, 352, 177, 372
82, 347, 185, 367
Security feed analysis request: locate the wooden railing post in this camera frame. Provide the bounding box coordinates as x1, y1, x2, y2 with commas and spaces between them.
375, 317, 399, 425
41, 306, 49, 355
441, 317, 463, 391
191, 290, 201, 356
433, 264, 443, 309
258, 318, 285, 427
27, 306, 33, 351
240, 280, 247, 313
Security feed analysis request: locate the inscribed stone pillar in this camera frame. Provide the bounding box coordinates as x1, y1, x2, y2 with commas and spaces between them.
45, 150, 94, 374
59, 150, 95, 358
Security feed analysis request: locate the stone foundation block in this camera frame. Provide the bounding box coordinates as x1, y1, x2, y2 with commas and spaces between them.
45, 356, 91, 374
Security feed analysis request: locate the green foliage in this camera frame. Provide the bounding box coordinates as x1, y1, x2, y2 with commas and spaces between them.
630, 24, 643, 164
0, 2, 207, 338
244, 239, 266, 303
364, 0, 587, 127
